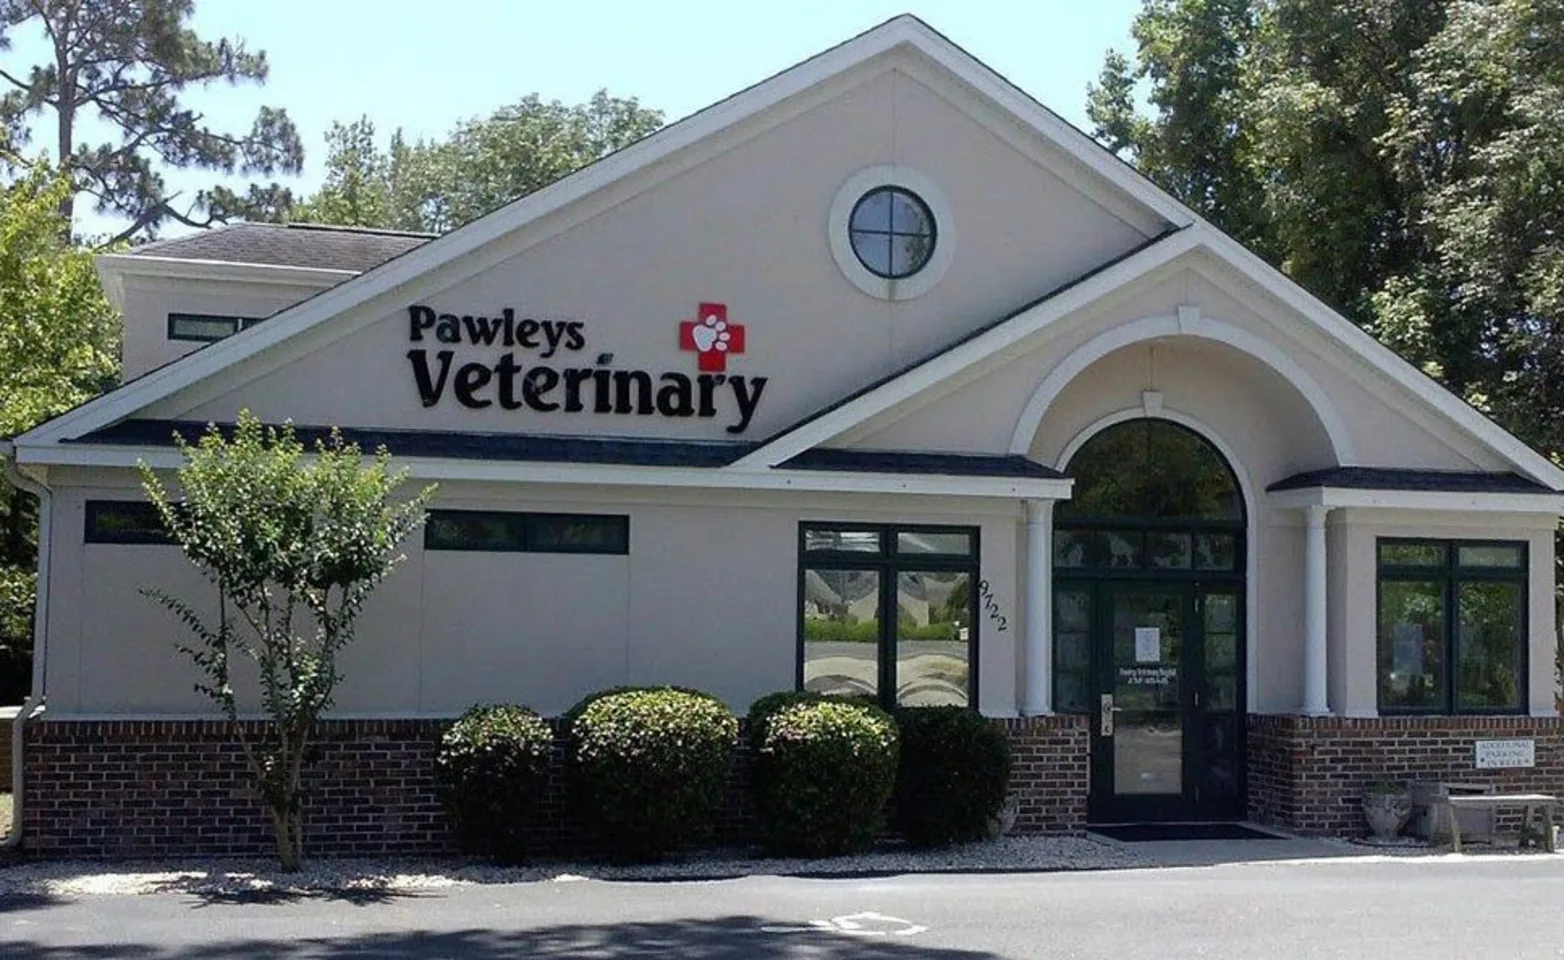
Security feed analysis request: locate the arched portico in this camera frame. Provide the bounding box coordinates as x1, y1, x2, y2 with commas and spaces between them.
1007, 309, 1356, 465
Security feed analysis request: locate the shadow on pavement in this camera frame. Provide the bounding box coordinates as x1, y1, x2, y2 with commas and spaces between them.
178, 886, 436, 908
4, 915, 1002, 959
0, 890, 70, 913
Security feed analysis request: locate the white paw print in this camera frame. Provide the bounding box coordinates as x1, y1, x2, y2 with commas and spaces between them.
690, 313, 732, 353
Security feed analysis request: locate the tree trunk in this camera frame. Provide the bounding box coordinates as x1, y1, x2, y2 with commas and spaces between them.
270, 806, 302, 872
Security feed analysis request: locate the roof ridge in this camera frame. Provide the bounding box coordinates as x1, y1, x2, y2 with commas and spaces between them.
281, 222, 439, 239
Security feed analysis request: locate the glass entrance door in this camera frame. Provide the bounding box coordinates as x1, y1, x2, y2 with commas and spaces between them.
1085, 582, 1244, 823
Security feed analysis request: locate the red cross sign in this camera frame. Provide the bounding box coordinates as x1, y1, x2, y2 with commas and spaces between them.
679, 302, 745, 372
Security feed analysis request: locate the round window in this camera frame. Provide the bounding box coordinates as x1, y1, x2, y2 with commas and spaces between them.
848, 186, 937, 279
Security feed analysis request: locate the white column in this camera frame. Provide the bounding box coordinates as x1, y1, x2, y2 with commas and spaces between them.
1022, 499, 1054, 716
1302, 504, 1331, 716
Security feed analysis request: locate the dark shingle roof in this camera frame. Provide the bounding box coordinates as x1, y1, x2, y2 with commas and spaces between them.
783, 448, 1064, 479
127, 223, 434, 273
72, 421, 1066, 480
1267, 467, 1554, 494
73, 420, 757, 468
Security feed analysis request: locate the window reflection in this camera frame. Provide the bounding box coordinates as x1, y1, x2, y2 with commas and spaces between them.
802, 568, 880, 699
896, 571, 970, 707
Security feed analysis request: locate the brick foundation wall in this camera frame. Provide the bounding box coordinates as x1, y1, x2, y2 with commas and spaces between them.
22, 719, 451, 858
21, 714, 1083, 859
1247, 714, 1564, 836
994, 715, 1090, 833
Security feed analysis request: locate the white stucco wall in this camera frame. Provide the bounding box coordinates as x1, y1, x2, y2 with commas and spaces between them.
119, 275, 339, 382
41, 472, 1023, 718
152, 63, 1154, 441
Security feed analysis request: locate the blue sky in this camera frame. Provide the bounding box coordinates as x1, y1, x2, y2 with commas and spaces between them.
7, 1, 1142, 238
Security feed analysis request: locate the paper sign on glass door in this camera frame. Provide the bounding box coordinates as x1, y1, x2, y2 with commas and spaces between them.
1134, 627, 1161, 663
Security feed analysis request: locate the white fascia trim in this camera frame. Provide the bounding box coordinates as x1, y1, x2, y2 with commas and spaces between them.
903, 19, 1196, 229
1194, 225, 1564, 490
96, 253, 358, 289
17, 16, 1184, 453
16, 442, 1074, 500
1267, 486, 1564, 515
730, 228, 1200, 469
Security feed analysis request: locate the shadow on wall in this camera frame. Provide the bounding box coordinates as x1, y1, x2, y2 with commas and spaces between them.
1, 916, 1002, 959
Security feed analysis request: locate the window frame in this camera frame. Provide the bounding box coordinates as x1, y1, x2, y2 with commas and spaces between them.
167, 312, 265, 343
84, 500, 176, 545
423, 509, 629, 555
1376, 536, 1528, 716
796, 521, 980, 711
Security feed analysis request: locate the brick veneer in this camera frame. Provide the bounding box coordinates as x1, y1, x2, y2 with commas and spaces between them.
20, 714, 1085, 858
1247, 714, 1564, 836
993, 715, 1090, 833
22, 719, 450, 858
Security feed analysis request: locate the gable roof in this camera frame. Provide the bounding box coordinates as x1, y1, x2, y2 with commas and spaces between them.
13, 14, 1188, 454
124, 223, 434, 273
726, 222, 1564, 491
10, 15, 1561, 496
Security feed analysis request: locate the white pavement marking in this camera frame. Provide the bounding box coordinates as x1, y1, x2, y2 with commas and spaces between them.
761, 911, 928, 937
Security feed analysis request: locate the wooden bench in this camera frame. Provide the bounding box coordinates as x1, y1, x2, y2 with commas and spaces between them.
1431, 794, 1559, 853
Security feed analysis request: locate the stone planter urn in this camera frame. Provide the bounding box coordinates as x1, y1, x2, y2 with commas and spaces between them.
1363, 783, 1412, 841
987, 793, 1020, 840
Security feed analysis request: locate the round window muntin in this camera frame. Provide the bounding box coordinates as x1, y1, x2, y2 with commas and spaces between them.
828, 165, 955, 302
848, 185, 937, 280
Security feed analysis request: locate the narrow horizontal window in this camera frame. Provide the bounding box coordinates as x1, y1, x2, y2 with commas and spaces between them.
895, 529, 974, 557
1457, 544, 1525, 570
1378, 541, 1447, 568
84, 500, 174, 545
524, 513, 628, 554
424, 509, 628, 555
803, 526, 882, 554
168, 313, 262, 342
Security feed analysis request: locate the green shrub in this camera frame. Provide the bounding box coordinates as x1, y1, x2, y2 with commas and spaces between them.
749, 695, 899, 857
436, 704, 554, 863
569, 686, 738, 863
746, 690, 878, 756
892, 706, 1012, 847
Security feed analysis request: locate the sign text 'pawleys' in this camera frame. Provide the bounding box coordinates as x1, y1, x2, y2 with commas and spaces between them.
404, 303, 768, 434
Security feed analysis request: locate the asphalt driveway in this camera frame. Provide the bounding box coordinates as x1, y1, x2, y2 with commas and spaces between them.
5, 855, 1564, 959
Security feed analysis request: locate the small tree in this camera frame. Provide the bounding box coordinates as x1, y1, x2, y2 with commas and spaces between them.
140, 411, 433, 870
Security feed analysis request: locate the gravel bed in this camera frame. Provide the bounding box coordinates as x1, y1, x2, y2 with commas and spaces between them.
0, 835, 1149, 897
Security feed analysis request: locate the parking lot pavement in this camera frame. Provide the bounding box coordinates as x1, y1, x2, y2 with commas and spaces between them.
5, 855, 1564, 959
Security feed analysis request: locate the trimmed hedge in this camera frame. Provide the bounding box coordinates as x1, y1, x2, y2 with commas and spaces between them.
569, 686, 738, 863
892, 706, 1012, 847
749, 693, 899, 857
435, 704, 554, 863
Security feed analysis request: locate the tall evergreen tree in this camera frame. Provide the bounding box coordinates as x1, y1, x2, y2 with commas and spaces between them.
0, 0, 302, 241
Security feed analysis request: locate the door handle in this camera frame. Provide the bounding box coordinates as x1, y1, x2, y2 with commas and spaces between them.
1100, 693, 1114, 737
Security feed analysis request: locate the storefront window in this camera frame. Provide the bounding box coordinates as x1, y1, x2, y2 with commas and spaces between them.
800, 523, 977, 709
1377, 539, 1526, 714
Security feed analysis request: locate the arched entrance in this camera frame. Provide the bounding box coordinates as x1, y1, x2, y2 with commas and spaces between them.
1052, 418, 1247, 823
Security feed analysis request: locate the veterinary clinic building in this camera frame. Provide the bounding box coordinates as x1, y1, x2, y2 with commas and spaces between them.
6, 16, 1564, 855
